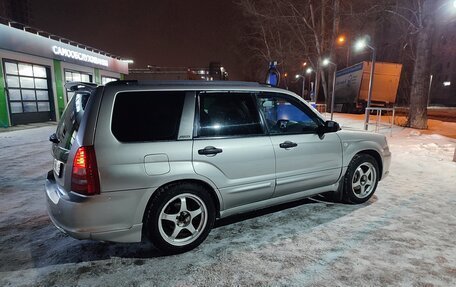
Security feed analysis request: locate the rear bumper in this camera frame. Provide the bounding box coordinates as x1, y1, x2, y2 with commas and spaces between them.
45, 171, 150, 242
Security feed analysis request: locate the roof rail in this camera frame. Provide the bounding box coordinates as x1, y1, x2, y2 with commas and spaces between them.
105, 80, 138, 86
64, 82, 98, 92
106, 80, 263, 87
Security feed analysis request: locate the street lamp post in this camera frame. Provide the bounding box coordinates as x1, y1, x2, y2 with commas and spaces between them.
306, 68, 315, 102
295, 74, 306, 99
337, 35, 350, 67
355, 39, 376, 131
322, 59, 338, 120
298, 62, 308, 99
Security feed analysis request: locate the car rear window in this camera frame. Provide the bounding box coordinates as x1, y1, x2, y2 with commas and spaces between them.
111, 91, 185, 142
56, 91, 91, 150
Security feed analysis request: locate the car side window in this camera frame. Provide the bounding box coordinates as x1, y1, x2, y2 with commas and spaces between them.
112, 91, 185, 142
197, 92, 263, 137
258, 93, 321, 134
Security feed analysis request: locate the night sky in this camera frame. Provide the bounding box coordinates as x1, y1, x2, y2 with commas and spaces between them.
30, 0, 245, 79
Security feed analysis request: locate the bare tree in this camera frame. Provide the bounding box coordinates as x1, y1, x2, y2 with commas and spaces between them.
238, 0, 345, 103
398, 0, 436, 129
344, 0, 442, 129
238, 0, 443, 130
374, 0, 447, 129
236, 0, 298, 84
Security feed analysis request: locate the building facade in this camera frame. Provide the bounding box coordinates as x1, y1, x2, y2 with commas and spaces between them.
0, 23, 128, 127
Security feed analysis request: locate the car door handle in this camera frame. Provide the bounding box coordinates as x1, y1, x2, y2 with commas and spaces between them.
198, 146, 223, 155
279, 141, 298, 149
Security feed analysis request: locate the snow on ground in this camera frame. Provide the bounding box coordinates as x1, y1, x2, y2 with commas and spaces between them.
0, 115, 455, 287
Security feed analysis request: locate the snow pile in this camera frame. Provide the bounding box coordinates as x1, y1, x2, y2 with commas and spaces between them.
1, 117, 455, 286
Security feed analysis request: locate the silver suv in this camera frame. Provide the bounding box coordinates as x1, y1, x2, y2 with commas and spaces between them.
46, 81, 391, 254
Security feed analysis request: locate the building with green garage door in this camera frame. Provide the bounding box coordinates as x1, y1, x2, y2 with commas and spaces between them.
0, 21, 129, 127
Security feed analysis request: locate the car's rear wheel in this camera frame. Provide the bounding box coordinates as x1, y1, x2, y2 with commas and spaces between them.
343, 154, 379, 204
145, 182, 215, 254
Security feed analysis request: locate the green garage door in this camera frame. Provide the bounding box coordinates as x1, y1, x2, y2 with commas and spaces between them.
3, 60, 55, 125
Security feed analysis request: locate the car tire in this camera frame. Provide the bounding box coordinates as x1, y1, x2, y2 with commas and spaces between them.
144, 182, 215, 254
343, 154, 380, 204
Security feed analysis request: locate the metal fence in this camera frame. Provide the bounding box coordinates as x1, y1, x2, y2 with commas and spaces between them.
365, 107, 396, 137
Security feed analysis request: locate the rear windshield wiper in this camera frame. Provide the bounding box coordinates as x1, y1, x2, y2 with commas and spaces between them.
49, 133, 60, 144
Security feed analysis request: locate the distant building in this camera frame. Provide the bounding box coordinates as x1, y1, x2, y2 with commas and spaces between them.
127, 63, 228, 81
208, 62, 228, 80
128, 66, 195, 81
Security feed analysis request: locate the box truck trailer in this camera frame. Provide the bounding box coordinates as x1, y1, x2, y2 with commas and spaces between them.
334, 61, 402, 113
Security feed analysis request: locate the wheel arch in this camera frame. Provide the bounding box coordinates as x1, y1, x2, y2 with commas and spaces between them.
142, 178, 222, 228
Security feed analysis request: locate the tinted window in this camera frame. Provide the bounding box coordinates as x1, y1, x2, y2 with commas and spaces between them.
258, 93, 321, 134
112, 91, 185, 142
198, 92, 263, 137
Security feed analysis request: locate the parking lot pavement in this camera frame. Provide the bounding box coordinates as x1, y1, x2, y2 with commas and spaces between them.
1, 118, 455, 286
0, 122, 57, 134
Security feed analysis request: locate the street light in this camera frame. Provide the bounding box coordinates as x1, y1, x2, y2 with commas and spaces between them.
354, 39, 369, 51
283, 72, 289, 90
338, 35, 346, 45
295, 62, 309, 99
322, 58, 337, 120
296, 68, 315, 101
322, 58, 331, 66
336, 34, 350, 67
295, 74, 306, 99
305, 68, 317, 102
354, 38, 376, 130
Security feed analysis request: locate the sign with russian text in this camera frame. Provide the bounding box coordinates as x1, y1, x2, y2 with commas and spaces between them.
0, 24, 127, 74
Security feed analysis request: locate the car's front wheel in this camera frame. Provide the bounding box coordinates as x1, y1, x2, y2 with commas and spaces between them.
343, 154, 379, 204
144, 182, 215, 254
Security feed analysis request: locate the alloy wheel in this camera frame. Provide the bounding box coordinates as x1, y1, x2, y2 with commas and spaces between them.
351, 162, 377, 199
158, 193, 208, 246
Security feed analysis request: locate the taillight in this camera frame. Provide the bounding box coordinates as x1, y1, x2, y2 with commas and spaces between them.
71, 146, 100, 195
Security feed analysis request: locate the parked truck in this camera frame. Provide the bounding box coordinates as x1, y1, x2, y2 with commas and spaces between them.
334, 61, 402, 113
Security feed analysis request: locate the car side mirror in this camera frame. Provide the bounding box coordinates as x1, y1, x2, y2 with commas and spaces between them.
318, 120, 340, 136
325, 120, 340, 133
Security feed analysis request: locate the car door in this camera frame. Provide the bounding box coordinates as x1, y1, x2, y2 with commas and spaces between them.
192, 91, 276, 210
257, 92, 343, 198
